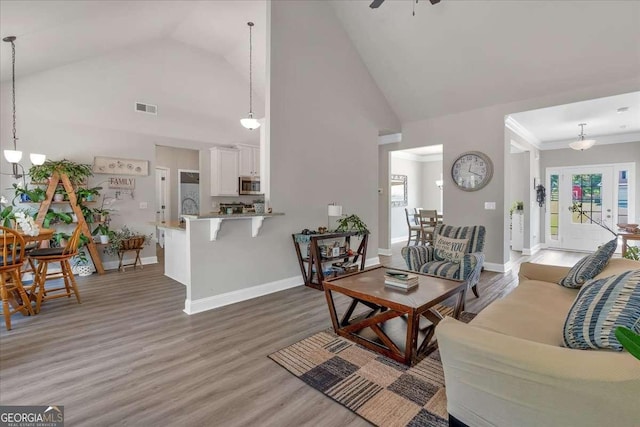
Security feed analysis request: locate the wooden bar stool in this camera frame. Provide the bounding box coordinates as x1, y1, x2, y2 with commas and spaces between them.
28, 226, 82, 314
1, 226, 35, 330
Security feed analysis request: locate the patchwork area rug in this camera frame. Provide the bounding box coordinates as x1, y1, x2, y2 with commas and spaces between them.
269, 312, 476, 427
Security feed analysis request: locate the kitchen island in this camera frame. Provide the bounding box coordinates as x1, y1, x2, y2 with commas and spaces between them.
154, 212, 285, 313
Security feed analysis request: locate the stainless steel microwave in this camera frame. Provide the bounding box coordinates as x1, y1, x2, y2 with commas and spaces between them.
239, 176, 261, 195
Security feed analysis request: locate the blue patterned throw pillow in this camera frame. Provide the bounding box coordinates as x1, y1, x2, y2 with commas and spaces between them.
558, 239, 617, 288
563, 269, 640, 351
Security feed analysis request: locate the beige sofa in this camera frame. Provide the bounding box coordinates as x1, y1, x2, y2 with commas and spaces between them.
436, 258, 640, 427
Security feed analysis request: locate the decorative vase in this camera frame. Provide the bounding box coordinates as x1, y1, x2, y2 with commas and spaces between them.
54, 193, 64, 202
254, 203, 265, 214
99, 235, 110, 244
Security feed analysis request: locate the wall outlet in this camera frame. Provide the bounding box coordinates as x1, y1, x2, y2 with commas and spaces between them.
484, 202, 496, 210
139, 202, 148, 209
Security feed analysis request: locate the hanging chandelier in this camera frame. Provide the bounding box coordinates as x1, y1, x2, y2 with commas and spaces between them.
2, 36, 45, 179
240, 22, 260, 130
569, 123, 596, 151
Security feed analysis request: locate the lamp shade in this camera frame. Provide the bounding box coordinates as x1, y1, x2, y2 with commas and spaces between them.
30, 153, 46, 165
240, 116, 260, 130
328, 204, 343, 217
4, 149, 22, 163
569, 139, 596, 151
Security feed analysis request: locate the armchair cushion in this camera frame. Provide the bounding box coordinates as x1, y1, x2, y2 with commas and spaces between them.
433, 235, 469, 262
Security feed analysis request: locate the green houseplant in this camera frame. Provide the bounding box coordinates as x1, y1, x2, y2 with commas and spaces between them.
11, 183, 46, 205
29, 159, 93, 186
335, 214, 369, 235
615, 326, 640, 361
103, 226, 152, 256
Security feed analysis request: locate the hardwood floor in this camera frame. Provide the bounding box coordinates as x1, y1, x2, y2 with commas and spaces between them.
0, 247, 583, 426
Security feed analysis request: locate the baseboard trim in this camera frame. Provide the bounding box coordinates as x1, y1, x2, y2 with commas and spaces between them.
365, 257, 381, 267
378, 248, 392, 256
522, 244, 542, 256
391, 236, 408, 244
484, 261, 513, 273
102, 256, 158, 271
184, 275, 303, 315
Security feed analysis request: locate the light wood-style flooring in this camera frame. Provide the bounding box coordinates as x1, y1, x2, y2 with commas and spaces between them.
0, 246, 583, 426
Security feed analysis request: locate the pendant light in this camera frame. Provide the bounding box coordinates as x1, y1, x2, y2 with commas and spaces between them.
240, 22, 260, 130
2, 36, 45, 179
569, 123, 596, 151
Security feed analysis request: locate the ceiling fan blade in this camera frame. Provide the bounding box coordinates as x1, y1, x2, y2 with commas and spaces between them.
370, 0, 385, 9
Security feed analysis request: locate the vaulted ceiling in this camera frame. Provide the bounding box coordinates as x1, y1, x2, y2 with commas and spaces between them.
331, 0, 640, 123
0, 0, 267, 95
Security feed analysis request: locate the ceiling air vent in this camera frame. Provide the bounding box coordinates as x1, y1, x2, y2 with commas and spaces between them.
135, 102, 157, 115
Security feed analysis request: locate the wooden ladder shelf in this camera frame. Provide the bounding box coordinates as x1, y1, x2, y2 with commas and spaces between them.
35, 172, 105, 274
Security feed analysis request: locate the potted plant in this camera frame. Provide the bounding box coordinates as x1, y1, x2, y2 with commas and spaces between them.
76, 186, 102, 203
253, 199, 265, 214
42, 209, 72, 228
1, 205, 14, 227
54, 187, 66, 202
11, 183, 46, 205
335, 214, 369, 235
92, 223, 112, 244
51, 231, 71, 248
104, 226, 152, 257
72, 247, 93, 277
29, 159, 93, 187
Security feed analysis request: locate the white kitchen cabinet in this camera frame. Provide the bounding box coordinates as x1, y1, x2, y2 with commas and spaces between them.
237, 144, 260, 177
210, 147, 239, 196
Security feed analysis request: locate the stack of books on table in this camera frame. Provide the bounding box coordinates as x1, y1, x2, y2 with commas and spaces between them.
384, 270, 419, 290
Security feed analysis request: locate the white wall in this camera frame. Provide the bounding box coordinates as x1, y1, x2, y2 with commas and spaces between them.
156, 145, 199, 222
390, 154, 422, 241
186, 1, 400, 301
401, 76, 640, 269
421, 160, 443, 213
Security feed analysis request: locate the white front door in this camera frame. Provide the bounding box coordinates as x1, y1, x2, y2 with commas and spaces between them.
562, 166, 614, 251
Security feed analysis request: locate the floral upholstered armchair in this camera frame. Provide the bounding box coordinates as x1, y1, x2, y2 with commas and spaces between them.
401, 224, 486, 298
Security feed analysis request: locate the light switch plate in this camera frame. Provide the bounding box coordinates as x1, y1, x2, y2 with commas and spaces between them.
139, 202, 148, 209
484, 202, 496, 210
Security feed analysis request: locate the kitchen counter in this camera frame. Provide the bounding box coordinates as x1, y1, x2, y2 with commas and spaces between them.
185, 212, 285, 219
152, 221, 186, 231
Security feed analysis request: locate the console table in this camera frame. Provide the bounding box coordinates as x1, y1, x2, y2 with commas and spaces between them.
292, 231, 369, 290
619, 232, 640, 257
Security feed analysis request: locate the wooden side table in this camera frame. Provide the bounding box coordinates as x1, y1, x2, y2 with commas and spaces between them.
619, 232, 640, 257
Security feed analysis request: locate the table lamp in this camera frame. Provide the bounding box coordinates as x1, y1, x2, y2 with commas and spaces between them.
328, 203, 343, 231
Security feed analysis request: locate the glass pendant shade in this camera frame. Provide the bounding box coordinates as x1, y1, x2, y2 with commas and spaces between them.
30, 153, 46, 165
240, 114, 260, 130
569, 139, 596, 151
4, 149, 22, 163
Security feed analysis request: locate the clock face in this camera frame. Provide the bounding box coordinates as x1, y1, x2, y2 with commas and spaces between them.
451, 151, 493, 191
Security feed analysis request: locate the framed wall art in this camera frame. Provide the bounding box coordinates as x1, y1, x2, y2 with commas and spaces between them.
390, 174, 408, 207
93, 156, 149, 176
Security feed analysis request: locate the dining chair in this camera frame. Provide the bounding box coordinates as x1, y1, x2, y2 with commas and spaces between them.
404, 208, 422, 246
418, 209, 438, 245
28, 225, 83, 314
1, 226, 35, 330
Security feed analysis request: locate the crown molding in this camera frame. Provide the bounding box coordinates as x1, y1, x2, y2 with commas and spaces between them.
504, 116, 542, 150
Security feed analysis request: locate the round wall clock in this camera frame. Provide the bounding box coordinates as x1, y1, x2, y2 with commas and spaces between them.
451, 151, 493, 191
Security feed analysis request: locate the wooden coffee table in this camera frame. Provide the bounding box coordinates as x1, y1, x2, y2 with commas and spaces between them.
323, 266, 467, 366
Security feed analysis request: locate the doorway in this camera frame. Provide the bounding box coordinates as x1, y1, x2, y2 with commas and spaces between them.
546, 163, 634, 251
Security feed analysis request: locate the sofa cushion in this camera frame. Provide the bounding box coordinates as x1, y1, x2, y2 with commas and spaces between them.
433, 235, 468, 262
471, 279, 578, 345
563, 269, 640, 351
558, 239, 617, 288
